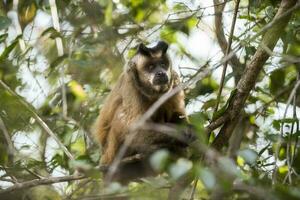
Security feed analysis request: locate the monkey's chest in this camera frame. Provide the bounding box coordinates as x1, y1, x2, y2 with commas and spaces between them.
151, 108, 172, 123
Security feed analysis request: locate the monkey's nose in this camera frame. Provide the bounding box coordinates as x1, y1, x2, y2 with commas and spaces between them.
156, 71, 165, 77
154, 72, 168, 85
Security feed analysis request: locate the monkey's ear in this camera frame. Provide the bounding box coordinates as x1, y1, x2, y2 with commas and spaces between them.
137, 43, 151, 56
155, 41, 169, 54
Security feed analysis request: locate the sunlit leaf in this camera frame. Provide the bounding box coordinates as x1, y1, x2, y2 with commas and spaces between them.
237, 156, 245, 166
278, 165, 288, 174
68, 80, 87, 101
279, 147, 286, 160
70, 136, 86, 155
105, 1, 113, 26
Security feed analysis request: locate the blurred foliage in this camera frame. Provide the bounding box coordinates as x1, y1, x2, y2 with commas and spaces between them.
0, 0, 299, 199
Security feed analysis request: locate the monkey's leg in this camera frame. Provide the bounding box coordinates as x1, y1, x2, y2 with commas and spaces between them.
100, 133, 119, 165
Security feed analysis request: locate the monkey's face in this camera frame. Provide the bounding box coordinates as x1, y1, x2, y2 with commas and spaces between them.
129, 41, 173, 96
139, 57, 172, 93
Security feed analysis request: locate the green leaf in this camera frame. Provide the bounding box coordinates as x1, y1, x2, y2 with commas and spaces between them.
212, 88, 237, 120
41, 27, 61, 39
0, 33, 8, 43
105, 1, 113, 26
105, 182, 125, 194
278, 165, 288, 174
272, 120, 281, 130
150, 149, 170, 172
69, 159, 92, 171
50, 54, 68, 69
0, 16, 12, 30
238, 149, 258, 165
0, 37, 20, 60
169, 158, 192, 180
274, 118, 299, 124
218, 157, 240, 177
70, 136, 86, 155
198, 168, 216, 190
270, 68, 285, 94
18, 0, 37, 29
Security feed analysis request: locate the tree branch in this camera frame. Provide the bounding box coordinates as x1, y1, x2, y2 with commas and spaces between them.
214, 0, 240, 113
212, 0, 298, 150
49, 0, 68, 118
0, 154, 145, 194
213, 0, 244, 84
0, 116, 15, 157
0, 80, 75, 161
0, 174, 86, 194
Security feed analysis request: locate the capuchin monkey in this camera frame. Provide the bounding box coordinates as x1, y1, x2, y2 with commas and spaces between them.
92, 41, 195, 183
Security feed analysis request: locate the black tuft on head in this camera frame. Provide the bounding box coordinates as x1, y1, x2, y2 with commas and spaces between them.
137, 43, 151, 56
137, 41, 169, 57
152, 41, 169, 55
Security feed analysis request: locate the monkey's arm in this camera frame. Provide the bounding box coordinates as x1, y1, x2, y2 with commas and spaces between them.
168, 70, 189, 122
92, 76, 124, 148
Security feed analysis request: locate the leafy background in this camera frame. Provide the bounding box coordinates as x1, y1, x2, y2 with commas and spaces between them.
0, 0, 300, 199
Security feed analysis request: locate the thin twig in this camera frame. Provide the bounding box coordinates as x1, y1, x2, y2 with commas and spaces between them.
188, 180, 198, 200
0, 80, 75, 161
0, 174, 86, 194
49, 0, 68, 118
0, 116, 15, 156
272, 79, 300, 184
214, 0, 241, 113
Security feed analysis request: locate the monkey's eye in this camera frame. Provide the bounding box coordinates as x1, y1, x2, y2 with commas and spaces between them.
148, 65, 155, 70
160, 63, 168, 69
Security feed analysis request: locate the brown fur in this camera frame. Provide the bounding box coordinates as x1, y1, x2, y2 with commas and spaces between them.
92, 42, 192, 182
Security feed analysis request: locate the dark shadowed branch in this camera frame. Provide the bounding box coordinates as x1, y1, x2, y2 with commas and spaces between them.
212, 0, 298, 150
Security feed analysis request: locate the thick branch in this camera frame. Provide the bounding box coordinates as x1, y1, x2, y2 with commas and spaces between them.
212, 0, 298, 150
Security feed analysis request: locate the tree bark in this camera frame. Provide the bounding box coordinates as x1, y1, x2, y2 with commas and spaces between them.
212, 0, 298, 150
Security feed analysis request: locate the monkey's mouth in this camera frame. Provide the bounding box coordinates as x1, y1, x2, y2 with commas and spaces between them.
152, 76, 169, 85
152, 84, 170, 94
